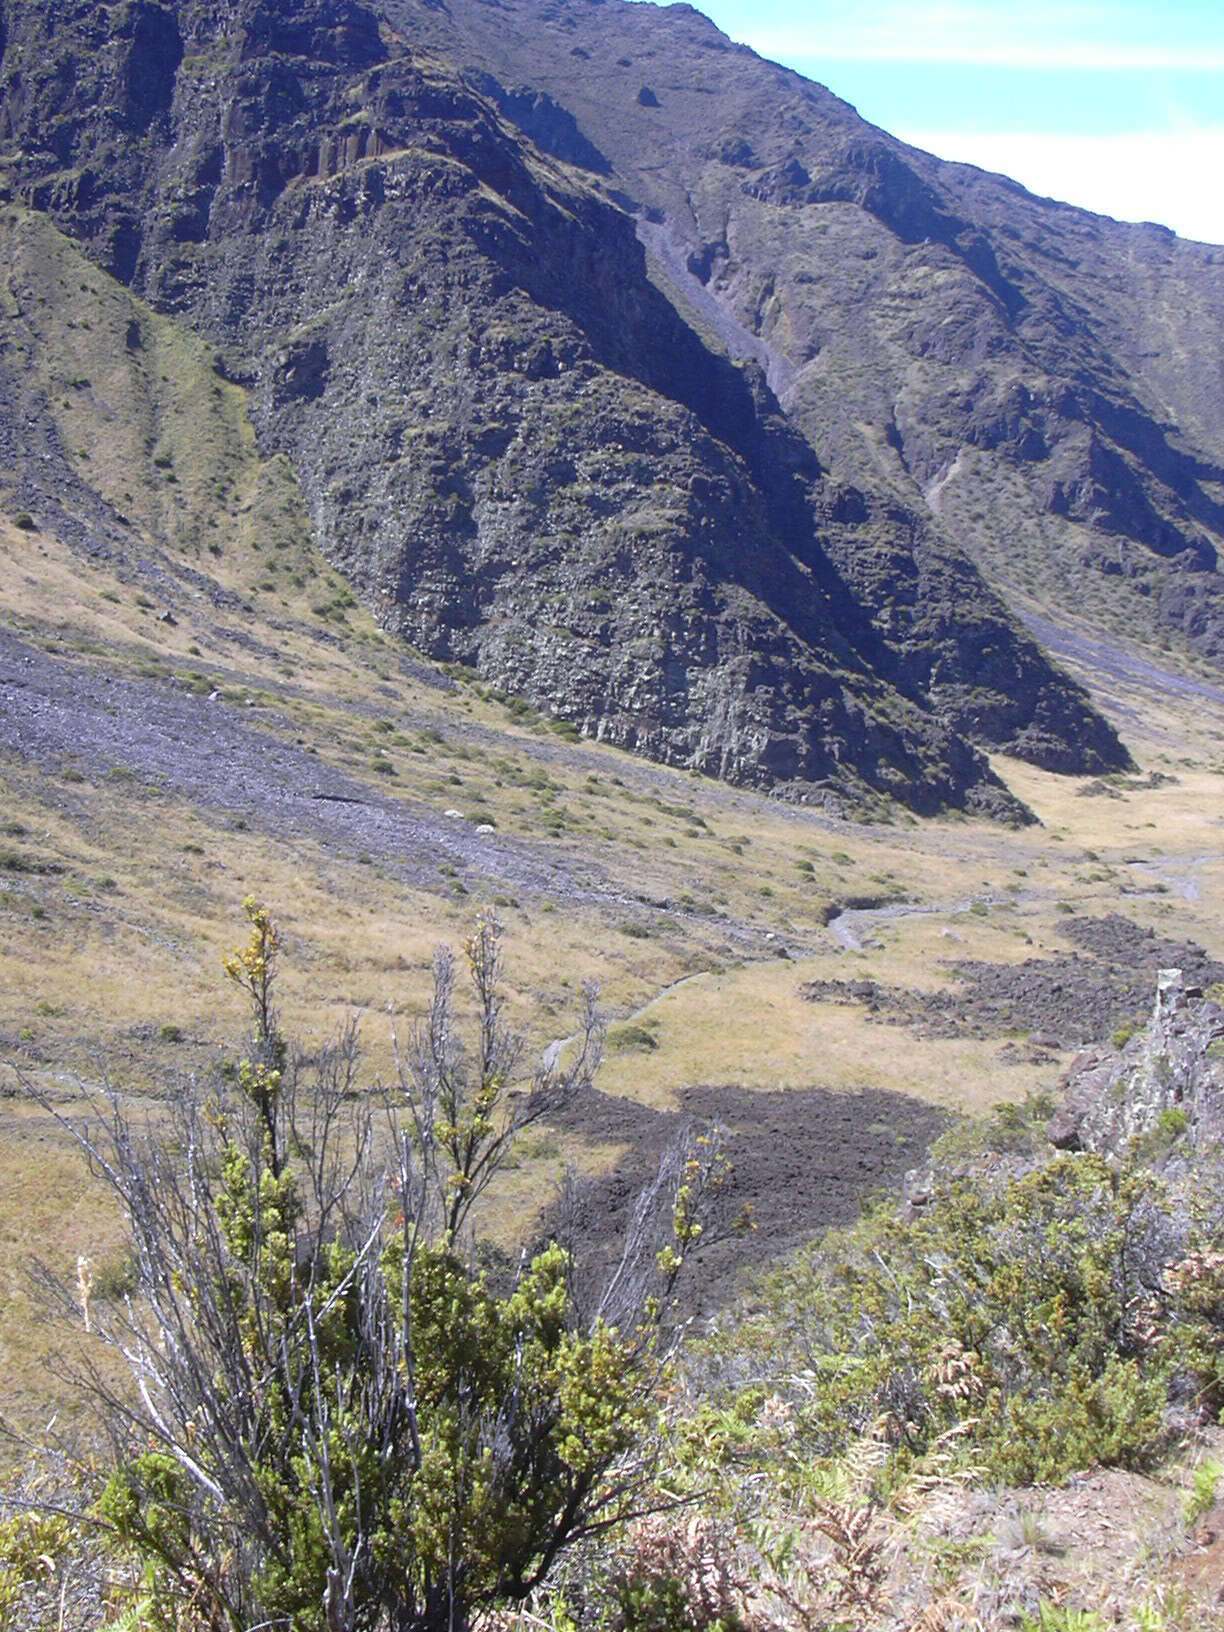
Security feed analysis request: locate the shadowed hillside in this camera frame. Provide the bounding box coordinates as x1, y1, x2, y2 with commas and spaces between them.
0, 0, 1138, 816
391, 0, 1224, 668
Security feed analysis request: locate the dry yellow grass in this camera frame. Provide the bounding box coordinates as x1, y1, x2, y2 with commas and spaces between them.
0, 1099, 127, 1445
595, 958, 1054, 1113
4, 662, 1221, 1105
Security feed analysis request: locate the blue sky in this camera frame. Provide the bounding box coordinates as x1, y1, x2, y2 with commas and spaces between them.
688, 0, 1224, 244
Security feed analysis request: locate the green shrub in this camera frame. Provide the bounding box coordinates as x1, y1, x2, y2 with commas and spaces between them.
1183, 1455, 1222, 1525
91, 1248, 140, 1303
38, 903, 728, 1632
1020, 1607, 1107, 1632
1156, 1106, 1189, 1143
609, 1022, 658, 1054
703, 1151, 1224, 1490
0, 1505, 74, 1625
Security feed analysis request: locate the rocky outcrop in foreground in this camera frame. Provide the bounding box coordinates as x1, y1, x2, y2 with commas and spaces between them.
1050, 969, 1224, 1156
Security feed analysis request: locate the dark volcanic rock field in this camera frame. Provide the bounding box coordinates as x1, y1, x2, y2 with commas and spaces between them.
801, 914, 1224, 1053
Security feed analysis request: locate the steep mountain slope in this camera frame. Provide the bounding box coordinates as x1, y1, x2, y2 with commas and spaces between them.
390, 0, 1224, 667
0, 0, 1132, 814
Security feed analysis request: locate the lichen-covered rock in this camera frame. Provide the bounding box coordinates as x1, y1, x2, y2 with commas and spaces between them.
1050, 971, 1224, 1155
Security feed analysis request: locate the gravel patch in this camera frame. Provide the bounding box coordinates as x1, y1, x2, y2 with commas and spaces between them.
0, 626, 606, 900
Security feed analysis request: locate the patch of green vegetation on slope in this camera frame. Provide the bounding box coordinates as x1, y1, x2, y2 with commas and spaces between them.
0, 205, 318, 608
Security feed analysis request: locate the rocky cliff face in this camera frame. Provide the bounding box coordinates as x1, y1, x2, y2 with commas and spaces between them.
394, 0, 1224, 668
0, 0, 1136, 813
1051, 971, 1224, 1158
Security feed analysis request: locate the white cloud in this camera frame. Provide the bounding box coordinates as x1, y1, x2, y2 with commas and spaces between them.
740, 3, 1224, 71
894, 125, 1224, 245
746, 29, 1224, 72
